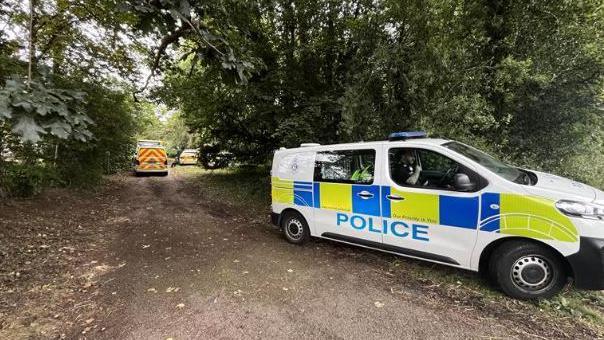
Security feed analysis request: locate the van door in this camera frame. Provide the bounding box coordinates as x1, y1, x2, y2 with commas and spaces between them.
381, 147, 484, 267
313, 147, 382, 244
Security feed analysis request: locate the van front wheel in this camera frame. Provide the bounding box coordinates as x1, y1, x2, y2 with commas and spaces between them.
281, 212, 310, 245
491, 241, 567, 300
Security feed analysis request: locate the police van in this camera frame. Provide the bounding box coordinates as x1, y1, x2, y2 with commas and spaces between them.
270, 132, 604, 299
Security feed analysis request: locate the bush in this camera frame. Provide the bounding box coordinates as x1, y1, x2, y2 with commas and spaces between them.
0, 162, 61, 198
0, 78, 138, 197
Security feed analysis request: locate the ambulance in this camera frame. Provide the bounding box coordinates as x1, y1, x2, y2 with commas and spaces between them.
134, 140, 168, 176
270, 132, 604, 299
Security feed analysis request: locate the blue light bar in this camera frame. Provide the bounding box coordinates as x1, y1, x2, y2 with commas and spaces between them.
388, 131, 427, 141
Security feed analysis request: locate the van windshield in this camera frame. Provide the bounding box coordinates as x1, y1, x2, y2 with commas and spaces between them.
443, 141, 527, 184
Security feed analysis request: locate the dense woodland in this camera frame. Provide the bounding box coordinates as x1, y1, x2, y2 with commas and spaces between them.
0, 0, 603, 196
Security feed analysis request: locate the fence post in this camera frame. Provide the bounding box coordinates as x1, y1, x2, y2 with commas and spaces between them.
105, 151, 110, 174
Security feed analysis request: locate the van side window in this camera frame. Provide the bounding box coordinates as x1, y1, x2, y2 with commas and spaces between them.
314, 149, 376, 184
389, 148, 482, 191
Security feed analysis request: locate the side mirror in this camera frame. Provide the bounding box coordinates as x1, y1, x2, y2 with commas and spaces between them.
453, 173, 476, 192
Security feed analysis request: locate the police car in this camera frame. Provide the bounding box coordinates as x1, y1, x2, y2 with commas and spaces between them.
270, 132, 604, 299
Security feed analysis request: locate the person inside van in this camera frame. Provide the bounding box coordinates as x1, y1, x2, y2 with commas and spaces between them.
351, 163, 373, 182
392, 149, 422, 185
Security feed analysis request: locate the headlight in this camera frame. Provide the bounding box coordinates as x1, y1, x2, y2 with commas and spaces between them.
556, 200, 604, 220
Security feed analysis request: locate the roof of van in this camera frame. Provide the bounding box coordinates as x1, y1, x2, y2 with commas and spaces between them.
137, 145, 165, 149
137, 140, 163, 147
181, 149, 198, 153
277, 138, 450, 152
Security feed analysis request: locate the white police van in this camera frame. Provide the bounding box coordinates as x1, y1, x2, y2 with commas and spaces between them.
270, 132, 604, 299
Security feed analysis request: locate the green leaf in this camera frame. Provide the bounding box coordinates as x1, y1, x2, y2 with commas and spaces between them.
12, 116, 47, 143
35, 103, 51, 116
0, 96, 11, 119
13, 100, 34, 112
4, 79, 21, 91
69, 113, 94, 125
45, 121, 73, 139
55, 103, 69, 117
179, 0, 191, 18
72, 128, 93, 142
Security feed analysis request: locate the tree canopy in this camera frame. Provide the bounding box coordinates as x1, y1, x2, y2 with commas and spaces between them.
158, 0, 604, 186
1, 0, 603, 194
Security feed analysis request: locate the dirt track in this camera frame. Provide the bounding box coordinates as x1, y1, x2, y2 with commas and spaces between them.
1, 170, 599, 339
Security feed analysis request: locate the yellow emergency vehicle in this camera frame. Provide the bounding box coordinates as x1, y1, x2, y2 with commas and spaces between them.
134, 140, 168, 176
178, 149, 199, 165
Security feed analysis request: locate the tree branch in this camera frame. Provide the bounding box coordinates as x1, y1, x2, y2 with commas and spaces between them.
171, 11, 225, 58
36, 20, 75, 61
136, 26, 191, 94
28, 0, 36, 87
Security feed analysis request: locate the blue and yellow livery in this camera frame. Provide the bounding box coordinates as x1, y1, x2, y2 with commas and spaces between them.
271, 134, 604, 299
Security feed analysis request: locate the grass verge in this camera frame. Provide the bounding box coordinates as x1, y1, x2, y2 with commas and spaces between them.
176, 165, 270, 215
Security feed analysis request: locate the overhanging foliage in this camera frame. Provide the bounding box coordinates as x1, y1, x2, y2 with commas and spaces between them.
0, 77, 92, 143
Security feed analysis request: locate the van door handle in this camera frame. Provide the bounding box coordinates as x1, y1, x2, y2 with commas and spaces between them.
386, 195, 404, 201
357, 191, 374, 199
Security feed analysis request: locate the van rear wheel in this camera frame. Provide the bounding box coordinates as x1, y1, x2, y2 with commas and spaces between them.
281, 211, 310, 245
490, 241, 566, 300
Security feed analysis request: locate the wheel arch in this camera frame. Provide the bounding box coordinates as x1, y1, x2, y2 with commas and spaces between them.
478, 236, 573, 279
278, 208, 307, 228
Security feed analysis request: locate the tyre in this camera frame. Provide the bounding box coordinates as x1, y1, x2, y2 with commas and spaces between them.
490, 240, 567, 299
486, 251, 500, 288
281, 211, 310, 245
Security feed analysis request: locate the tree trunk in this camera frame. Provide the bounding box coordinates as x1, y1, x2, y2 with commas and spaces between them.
27, 0, 37, 86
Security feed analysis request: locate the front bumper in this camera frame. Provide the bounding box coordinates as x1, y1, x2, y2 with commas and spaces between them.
567, 237, 604, 290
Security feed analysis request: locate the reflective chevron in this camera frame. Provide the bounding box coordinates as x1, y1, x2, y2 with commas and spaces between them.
137, 147, 167, 170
